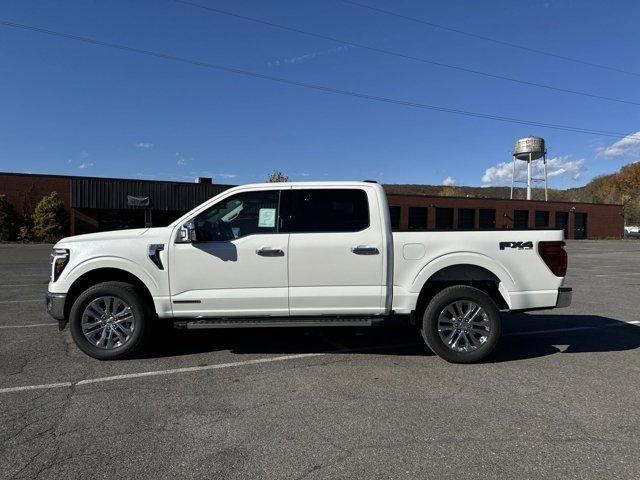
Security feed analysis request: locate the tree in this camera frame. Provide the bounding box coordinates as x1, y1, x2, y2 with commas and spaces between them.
0, 195, 19, 241
32, 192, 67, 242
438, 185, 457, 197
267, 171, 289, 183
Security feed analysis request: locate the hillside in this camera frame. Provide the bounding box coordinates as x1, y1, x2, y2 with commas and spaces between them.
383, 162, 640, 222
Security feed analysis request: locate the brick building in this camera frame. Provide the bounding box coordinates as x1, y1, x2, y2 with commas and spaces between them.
0, 172, 624, 239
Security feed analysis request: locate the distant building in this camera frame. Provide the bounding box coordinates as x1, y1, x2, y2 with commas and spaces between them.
0, 172, 624, 239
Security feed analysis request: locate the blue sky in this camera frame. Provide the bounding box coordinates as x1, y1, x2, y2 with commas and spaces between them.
1, 0, 639, 188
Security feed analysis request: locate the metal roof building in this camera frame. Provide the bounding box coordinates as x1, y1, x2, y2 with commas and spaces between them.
0, 171, 624, 239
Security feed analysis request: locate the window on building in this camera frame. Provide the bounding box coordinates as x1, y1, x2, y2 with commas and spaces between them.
408, 207, 428, 230
479, 209, 496, 229
196, 190, 280, 241
435, 207, 454, 230
574, 212, 588, 239
457, 208, 475, 229
513, 210, 529, 229
389, 206, 401, 231
535, 210, 550, 228
284, 189, 369, 233
555, 212, 569, 239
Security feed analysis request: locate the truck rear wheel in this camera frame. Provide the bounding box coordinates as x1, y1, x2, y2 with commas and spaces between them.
69, 281, 149, 360
420, 285, 501, 363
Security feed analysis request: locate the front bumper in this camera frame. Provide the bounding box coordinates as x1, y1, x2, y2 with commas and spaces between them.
555, 287, 572, 308
45, 291, 66, 321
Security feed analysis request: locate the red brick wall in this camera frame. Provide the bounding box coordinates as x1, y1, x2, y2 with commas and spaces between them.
387, 194, 624, 240
0, 173, 71, 217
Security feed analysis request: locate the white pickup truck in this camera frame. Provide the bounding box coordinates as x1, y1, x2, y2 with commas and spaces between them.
46, 181, 571, 363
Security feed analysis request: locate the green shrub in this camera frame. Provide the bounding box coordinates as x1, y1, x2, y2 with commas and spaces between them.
32, 192, 67, 242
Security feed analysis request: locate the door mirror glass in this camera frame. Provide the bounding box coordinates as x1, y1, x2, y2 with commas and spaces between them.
177, 221, 197, 243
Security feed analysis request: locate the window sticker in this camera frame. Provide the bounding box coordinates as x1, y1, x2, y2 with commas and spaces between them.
258, 208, 276, 228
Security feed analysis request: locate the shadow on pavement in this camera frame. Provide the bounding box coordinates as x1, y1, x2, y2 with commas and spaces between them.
139, 314, 640, 363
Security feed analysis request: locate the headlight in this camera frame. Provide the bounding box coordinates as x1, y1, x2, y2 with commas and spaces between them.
50, 248, 70, 282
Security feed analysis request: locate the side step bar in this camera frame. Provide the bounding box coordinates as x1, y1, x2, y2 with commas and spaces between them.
173, 317, 376, 329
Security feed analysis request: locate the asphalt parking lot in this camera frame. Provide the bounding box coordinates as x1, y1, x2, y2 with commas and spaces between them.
1, 240, 639, 479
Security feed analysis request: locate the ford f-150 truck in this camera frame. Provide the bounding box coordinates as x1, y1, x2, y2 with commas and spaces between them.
46, 182, 571, 363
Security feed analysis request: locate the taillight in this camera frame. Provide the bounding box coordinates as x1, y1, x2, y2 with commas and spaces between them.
538, 241, 567, 277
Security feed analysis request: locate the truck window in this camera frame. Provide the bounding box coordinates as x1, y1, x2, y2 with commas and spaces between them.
195, 190, 280, 241
284, 189, 369, 233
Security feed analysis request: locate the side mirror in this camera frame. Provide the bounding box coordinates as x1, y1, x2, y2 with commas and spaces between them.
177, 221, 197, 243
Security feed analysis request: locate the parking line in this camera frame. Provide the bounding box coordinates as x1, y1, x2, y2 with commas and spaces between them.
1, 322, 638, 395
0, 353, 325, 395
0, 382, 73, 394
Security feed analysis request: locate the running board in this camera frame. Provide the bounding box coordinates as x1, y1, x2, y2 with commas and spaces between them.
173, 317, 376, 329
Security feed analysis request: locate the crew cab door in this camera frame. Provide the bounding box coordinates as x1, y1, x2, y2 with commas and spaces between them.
169, 188, 289, 317
283, 186, 385, 315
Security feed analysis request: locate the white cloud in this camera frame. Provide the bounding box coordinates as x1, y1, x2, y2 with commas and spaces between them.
596, 131, 640, 158
214, 173, 238, 179
135, 142, 153, 149
442, 176, 456, 186
176, 157, 187, 166
481, 155, 586, 186
78, 162, 94, 169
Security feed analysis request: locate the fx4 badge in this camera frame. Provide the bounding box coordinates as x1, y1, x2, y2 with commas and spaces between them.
499, 241, 533, 250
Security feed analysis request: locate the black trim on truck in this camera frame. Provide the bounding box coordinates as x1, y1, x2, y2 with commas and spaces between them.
556, 287, 572, 308
46, 291, 67, 330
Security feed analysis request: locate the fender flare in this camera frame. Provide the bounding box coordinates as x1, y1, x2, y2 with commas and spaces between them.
410, 251, 516, 308
62, 255, 160, 296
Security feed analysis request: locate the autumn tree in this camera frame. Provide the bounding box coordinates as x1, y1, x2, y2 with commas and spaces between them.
267, 171, 289, 183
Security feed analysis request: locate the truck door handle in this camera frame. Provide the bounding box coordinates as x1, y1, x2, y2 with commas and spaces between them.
256, 247, 284, 257
351, 245, 379, 255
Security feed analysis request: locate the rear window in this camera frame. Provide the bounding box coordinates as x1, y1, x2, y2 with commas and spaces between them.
284, 189, 369, 233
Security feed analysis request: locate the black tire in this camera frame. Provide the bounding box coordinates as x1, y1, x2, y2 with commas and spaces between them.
420, 285, 501, 364
69, 281, 150, 360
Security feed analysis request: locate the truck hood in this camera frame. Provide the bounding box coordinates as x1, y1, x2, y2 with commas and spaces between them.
55, 228, 150, 246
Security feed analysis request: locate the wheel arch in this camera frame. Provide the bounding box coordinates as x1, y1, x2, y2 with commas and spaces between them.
64, 268, 156, 320
413, 262, 511, 319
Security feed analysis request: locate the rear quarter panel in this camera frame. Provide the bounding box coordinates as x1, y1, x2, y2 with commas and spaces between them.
392, 230, 565, 312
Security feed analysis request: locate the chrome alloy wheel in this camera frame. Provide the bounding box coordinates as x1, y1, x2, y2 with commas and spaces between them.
81, 296, 135, 349
437, 300, 490, 353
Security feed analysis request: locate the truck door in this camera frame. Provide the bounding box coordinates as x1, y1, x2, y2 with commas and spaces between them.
169, 188, 289, 317
283, 187, 385, 316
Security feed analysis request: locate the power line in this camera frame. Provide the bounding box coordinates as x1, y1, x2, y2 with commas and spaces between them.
1, 19, 638, 141
340, 0, 640, 78
173, 0, 640, 107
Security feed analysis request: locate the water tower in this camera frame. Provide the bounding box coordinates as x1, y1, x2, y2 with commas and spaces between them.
510, 136, 548, 201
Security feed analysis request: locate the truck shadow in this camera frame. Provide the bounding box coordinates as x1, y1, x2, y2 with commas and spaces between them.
142, 313, 640, 362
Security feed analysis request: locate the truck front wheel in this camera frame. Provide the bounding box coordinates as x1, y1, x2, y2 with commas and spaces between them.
420, 285, 501, 363
69, 281, 149, 360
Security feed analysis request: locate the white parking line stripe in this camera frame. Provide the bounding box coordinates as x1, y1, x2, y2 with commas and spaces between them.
0, 353, 325, 395
75, 353, 325, 386
0, 284, 47, 287
0, 323, 57, 329
0, 382, 73, 394
1, 320, 638, 395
